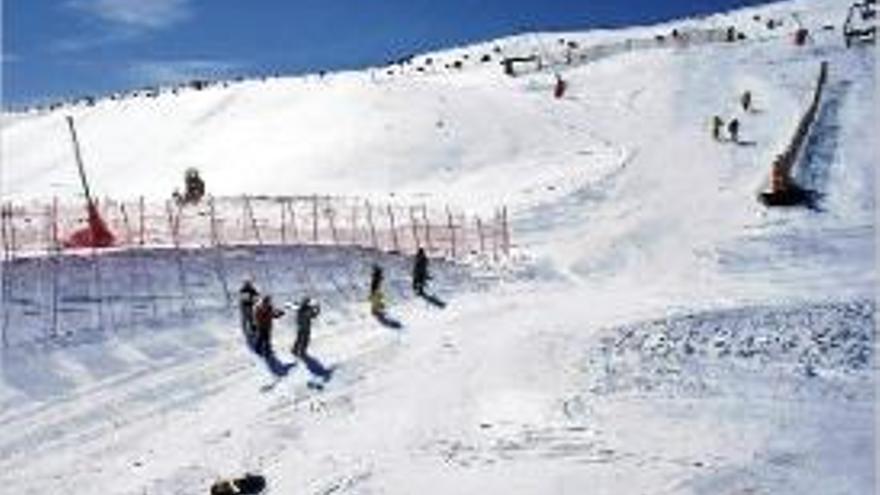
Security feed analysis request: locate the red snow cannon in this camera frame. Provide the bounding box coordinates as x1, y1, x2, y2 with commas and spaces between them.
64, 203, 115, 249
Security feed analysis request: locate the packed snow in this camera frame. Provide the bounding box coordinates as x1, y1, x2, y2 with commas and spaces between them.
0, 0, 876, 493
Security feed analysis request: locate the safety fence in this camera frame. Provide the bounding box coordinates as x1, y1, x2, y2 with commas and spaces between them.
768, 61, 829, 194
0, 195, 512, 349
493, 26, 734, 78
1, 194, 511, 260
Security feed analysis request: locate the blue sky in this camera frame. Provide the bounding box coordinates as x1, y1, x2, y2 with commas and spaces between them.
3, 0, 772, 107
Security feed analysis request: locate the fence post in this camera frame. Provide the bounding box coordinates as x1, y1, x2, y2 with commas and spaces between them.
209, 196, 232, 307
366, 200, 378, 250
91, 205, 106, 334
120, 203, 133, 246
138, 196, 145, 246
1, 204, 10, 347
446, 206, 456, 259
476, 216, 485, 255
286, 199, 300, 243
350, 203, 359, 247
280, 198, 287, 245
243, 195, 263, 246
312, 194, 319, 243
49, 200, 60, 339
421, 204, 433, 253
491, 209, 499, 262
387, 204, 400, 253
166, 200, 191, 317
501, 205, 510, 256
409, 206, 421, 253
326, 199, 340, 246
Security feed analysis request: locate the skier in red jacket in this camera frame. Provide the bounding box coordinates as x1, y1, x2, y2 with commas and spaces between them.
253, 295, 284, 356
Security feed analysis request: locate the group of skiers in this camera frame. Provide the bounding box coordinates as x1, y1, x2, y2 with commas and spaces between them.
240, 247, 432, 357
239, 279, 321, 358
711, 90, 753, 143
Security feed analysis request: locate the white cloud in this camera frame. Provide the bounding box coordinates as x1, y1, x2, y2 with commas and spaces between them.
127, 60, 243, 86
68, 0, 192, 31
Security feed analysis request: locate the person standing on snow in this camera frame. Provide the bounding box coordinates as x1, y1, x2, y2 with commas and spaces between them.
712, 115, 724, 141
239, 279, 259, 336
412, 247, 431, 296
292, 297, 321, 357
253, 295, 284, 356
727, 118, 740, 143
369, 264, 386, 315
741, 90, 753, 112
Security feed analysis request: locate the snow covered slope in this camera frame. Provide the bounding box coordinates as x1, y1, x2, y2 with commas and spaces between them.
0, 0, 875, 493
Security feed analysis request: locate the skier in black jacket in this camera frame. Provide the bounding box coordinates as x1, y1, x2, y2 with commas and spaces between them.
412, 248, 431, 296
239, 279, 259, 336
292, 297, 321, 357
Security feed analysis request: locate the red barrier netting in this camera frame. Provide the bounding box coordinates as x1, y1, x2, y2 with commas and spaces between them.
1, 195, 511, 261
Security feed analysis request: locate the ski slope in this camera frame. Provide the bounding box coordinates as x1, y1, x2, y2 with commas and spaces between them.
1, 0, 876, 493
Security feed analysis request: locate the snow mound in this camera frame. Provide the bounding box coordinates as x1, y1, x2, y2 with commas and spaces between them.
589, 299, 874, 397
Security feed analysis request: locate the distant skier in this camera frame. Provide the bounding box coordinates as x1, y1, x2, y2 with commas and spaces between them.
553, 74, 567, 99
412, 247, 431, 296
740, 90, 753, 112
172, 168, 206, 205
727, 118, 740, 143
292, 297, 321, 357
368, 264, 386, 315
239, 279, 259, 336
712, 115, 725, 141
253, 295, 284, 356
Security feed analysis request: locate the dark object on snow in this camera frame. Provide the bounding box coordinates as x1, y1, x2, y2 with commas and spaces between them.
254, 295, 284, 356
727, 118, 740, 143
292, 297, 320, 357
741, 90, 753, 112
64, 203, 116, 249
210, 473, 266, 495
794, 28, 810, 45
239, 280, 259, 336
758, 183, 817, 207
712, 115, 724, 141
369, 264, 385, 315
190, 79, 208, 91
844, 1, 877, 47
173, 168, 205, 205
185, 168, 205, 203
412, 247, 431, 296
501, 55, 539, 76
726, 26, 737, 42
554, 75, 567, 99
758, 155, 818, 208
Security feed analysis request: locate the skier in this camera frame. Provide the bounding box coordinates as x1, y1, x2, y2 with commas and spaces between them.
712, 115, 724, 141
292, 297, 321, 357
553, 74, 567, 99
368, 264, 386, 315
727, 118, 740, 143
740, 90, 752, 112
253, 295, 284, 356
412, 247, 431, 296
184, 168, 205, 203
239, 279, 259, 336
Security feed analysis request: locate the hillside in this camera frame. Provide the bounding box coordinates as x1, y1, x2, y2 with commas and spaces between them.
0, 0, 876, 493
